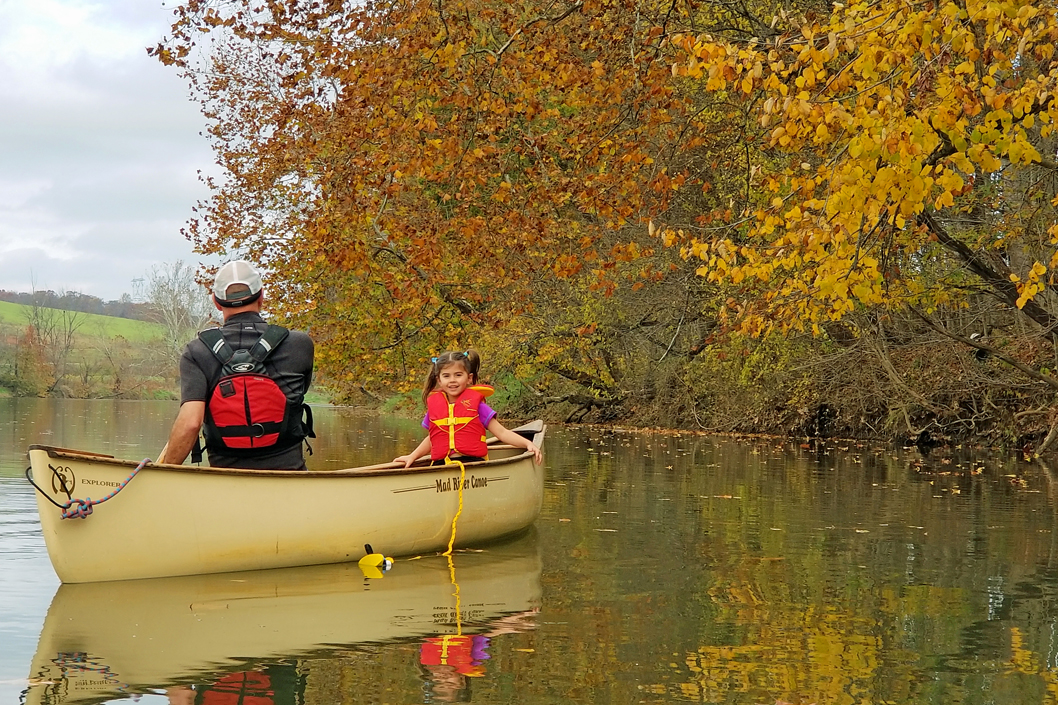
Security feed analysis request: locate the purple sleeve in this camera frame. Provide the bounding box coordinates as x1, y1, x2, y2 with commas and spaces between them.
471, 635, 491, 662
422, 401, 496, 428
479, 401, 497, 428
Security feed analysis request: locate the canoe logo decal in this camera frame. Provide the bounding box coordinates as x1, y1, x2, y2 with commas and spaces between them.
392, 475, 510, 494
50, 465, 75, 498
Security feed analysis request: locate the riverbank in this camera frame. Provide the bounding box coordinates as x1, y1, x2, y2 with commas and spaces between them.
482, 329, 1058, 454
0, 302, 170, 399
6, 306, 1055, 453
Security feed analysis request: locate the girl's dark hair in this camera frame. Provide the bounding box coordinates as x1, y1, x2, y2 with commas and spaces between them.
422, 350, 481, 403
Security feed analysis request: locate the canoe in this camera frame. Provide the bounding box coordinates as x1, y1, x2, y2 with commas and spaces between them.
26, 421, 545, 583
24, 533, 542, 705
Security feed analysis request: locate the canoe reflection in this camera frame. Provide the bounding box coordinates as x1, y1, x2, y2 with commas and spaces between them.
25, 533, 541, 705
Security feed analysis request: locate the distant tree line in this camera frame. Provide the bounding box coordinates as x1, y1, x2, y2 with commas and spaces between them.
0, 290, 156, 322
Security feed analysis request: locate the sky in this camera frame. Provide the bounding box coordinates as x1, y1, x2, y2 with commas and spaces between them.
0, 0, 217, 301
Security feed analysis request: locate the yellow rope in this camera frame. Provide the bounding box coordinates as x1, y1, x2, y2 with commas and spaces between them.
443, 458, 466, 556
443, 457, 467, 635
446, 551, 463, 636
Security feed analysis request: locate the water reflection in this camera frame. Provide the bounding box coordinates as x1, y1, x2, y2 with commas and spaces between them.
12, 402, 1058, 702
24, 532, 541, 705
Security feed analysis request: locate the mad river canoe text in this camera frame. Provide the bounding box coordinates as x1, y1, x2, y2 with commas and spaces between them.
436, 475, 488, 493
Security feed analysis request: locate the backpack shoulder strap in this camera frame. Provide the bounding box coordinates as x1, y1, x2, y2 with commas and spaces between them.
249, 325, 289, 362
198, 328, 234, 364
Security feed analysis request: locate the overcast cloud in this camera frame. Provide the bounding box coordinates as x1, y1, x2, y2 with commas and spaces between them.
0, 0, 217, 300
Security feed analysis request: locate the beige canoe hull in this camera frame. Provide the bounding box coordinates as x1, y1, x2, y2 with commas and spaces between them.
24, 534, 542, 705
28, 423, 545, 583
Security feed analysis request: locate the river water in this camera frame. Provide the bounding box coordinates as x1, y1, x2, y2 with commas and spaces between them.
3, 398, 1058, 704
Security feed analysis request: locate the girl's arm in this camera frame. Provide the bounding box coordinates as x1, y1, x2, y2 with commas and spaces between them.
394, 436, 432, 468
486, 418, 543, 464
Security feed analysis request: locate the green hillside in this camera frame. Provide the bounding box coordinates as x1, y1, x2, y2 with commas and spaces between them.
0, 300, 163, 342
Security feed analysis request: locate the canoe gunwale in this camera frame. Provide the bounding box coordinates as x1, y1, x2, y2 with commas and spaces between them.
27, 421, 545, 479
28, 446, 533, 478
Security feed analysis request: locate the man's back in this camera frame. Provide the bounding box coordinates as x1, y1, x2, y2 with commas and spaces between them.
160, 260, 314, 470
181, 312, 314, 469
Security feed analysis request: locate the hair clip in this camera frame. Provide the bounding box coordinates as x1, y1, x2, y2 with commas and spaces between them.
430, 351, 470, 364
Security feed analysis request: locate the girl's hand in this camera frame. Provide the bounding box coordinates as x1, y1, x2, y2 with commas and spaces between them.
396, 437, 432, 468
525, 441, 542, 465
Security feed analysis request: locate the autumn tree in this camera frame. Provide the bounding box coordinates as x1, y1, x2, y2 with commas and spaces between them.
23, 288, 86, 394
669, 0, 1058, 322
161, 0, 1054, 437
656, 0, 1058, 440
11, 325, 48, 396
154, 0, 787, 400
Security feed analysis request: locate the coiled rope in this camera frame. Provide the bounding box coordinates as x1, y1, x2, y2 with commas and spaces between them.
25, 458, 150, 519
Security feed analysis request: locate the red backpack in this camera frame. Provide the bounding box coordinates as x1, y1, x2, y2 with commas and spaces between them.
198, 325, 313, 456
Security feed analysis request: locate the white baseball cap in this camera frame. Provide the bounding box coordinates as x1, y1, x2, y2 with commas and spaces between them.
212, 260, 263, 307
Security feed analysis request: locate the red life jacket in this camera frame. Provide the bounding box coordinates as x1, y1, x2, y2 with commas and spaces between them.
420, 635, 490, 677
198, 671, 274, 705
426, 386, 493, 460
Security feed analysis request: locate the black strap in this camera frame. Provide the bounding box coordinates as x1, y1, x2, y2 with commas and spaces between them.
25, 466, 67, 509
199, 325, 289, 367
198, 327, 233, 364
215, 421, 285, 438
250, 325, 289, 362
209, 405, 312, 441
191, 437, 203, 464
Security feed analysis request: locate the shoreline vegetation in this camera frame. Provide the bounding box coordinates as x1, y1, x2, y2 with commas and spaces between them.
8, 298, 1058, 454
0, 300, 176, 400
10, 294, 1058, 450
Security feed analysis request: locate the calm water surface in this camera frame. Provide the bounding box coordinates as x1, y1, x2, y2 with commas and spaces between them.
3, 398, 1058, 704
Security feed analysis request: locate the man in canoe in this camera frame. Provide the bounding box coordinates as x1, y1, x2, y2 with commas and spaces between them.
159, 260, 315, 470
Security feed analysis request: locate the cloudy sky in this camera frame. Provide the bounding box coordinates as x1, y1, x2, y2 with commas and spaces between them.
0, 0, 217, 301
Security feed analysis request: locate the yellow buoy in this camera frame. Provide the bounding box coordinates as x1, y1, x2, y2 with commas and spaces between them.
358, 543, 393, 577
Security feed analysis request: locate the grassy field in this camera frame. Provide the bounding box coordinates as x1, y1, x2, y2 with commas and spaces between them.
0, 300, 164, 342
0, 303, 334, 401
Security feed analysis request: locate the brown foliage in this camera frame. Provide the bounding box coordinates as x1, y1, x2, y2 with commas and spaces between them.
153, 0, 730, 393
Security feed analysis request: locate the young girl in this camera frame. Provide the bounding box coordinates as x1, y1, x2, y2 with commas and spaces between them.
394, 350, 542, 467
